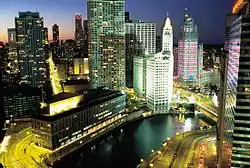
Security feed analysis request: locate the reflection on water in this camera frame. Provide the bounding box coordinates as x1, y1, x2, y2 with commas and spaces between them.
55, 114, 210, 168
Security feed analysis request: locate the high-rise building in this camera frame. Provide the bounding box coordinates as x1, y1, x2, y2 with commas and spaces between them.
125, 11, 130, 23
3, 86, 41, 119
217, 14, 236, 168
218, 1, 250, 167
75, 13, 84, 57
83, 20, 88, 58
125, 20, 156, 88
146, 17, 173, 114
52, 24, 59, 45
43, 27, 49, 45
7, 28, 16, 44
197, 43, 204, 85
15, 11, 47, 87
133, 53, 152, 98
52, 24, 59, 58
5, 29, 19, 87
177, 8, 199, 84
87, 0, 125, 90
173, 47, 178, 77
156, 35, 162, 53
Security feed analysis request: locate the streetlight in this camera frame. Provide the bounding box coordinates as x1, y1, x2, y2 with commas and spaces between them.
151, 149, 154, 153
149, 163, 154, 167
157, 151, 161, 155
140, 158, 144, 163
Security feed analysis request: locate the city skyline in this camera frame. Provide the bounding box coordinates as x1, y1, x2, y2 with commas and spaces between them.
0, 0, 234, 44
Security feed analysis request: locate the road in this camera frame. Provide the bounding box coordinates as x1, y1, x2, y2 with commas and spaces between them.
139, 128, 215, 168
0, 126, 50, 168
193, 137, 217, 168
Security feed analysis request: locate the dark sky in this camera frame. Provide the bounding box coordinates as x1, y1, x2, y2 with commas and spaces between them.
0, 0, 235, 44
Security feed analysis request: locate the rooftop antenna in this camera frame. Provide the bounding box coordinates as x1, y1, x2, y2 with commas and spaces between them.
167, 12, 169, 18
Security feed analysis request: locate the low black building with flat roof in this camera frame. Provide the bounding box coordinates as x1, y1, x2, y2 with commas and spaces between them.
32, 87, 126, 150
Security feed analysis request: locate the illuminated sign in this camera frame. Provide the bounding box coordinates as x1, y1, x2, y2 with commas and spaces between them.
232, 0, 247, 14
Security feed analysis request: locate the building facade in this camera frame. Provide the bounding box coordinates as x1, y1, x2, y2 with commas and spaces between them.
177, 9, 199, 84
218, 1, 250, 167
87, 0, 125, 90
15, 11, 47, 87
43, 27, 49, 45
146, 17, 173, 113
217, 13, 236, 168
32, 88, 126, 150
3, 86, 41, 119
133, 53, 152, 98
75, 13, 85, 57
83, 20, 88, 58
197, 43, 204, 85
125, 21, 156, 88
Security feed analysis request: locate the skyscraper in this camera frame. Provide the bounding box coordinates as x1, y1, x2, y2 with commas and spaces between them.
83, 19, 88, 58
218, 1, 250, 167
125, 11, 130, 23
5, 29, 19, 87
7, 28, 16, 44
75, 13, 84, 57
197, 43, 204, 85
177, 9, 199, 84
15, 11, 47, 87
125, 20, 156, 88
52, 24, 59, 45
87, 0, 125, 90
146, 17, 173, 113
43, 27, 49, 45
133, 53, 152, 98
52, 24, 59, 58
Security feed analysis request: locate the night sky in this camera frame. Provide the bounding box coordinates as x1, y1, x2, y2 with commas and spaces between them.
0, 0, 235, 44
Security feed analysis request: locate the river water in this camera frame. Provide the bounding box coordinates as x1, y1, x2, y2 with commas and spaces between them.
55, 114, 214, 168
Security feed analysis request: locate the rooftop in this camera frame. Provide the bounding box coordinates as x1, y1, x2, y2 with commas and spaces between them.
46, 92, 80, 103
33, 88, 124, 121
62, 79, 89, 85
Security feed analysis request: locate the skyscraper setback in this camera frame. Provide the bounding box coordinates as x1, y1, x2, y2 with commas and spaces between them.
15, 11, 47, 87
87, 0, 125, 90
177, 9, 200, 84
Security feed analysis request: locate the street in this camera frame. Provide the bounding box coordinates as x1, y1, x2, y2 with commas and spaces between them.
0, 126, 50, 168
140, 128, 215, 168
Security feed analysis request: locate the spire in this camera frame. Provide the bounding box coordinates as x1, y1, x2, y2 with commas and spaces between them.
163, 15, 172, 30
184, 8, 189, 18
167, 12, 169, 18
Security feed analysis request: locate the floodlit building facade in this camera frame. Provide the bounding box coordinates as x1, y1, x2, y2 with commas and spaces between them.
15, 11, 47, 87
177, 9, 199, 84
133, 53, 152, 98
32, 88, 126, 154
125, 21, 156, 88
87, 0, 125, 90
146, 17, 173, 113
218, 1, 250, 167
